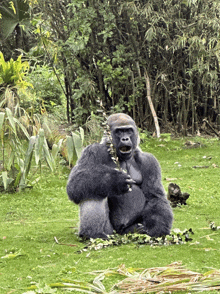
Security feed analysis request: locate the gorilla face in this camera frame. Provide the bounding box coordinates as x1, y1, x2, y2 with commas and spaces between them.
106, 113, 139, 160
113, 127, 134, 159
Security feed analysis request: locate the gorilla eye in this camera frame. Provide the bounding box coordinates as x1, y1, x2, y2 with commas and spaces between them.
115, 128, 134, 136
115, 129, 123, 136
127, 128, 134, 134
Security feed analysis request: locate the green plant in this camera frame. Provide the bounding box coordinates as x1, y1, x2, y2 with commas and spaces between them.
65, 127, 84, 165
27, 65, 64, 113
0, 107, 63, 191
0, 52, 31, 89
79, 228, 194, 252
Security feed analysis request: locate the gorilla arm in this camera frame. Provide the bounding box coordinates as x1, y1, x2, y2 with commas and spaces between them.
136, 151, 173, 237
67, 143, 133, 204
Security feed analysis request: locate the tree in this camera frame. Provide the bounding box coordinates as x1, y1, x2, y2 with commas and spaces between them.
17, 0, 220, 134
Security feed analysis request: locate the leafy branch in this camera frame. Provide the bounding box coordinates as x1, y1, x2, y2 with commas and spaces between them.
47, 262, 220, 293
78, 228, 194, 253
97, 99, 120, 169
210, 222, 220, 231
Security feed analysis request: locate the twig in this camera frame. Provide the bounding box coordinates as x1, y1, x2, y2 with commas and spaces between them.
203, 119, 220, 137
97, 100, 132, 191
199, 233, 218, 239
97, 99, 120, 169
54, 236, 77, 247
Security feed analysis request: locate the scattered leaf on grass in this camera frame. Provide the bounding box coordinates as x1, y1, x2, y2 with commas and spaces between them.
50, 262, 220, 293
54, 236, 77, 247
192, 165, 209, 169
1, 249, 24, 259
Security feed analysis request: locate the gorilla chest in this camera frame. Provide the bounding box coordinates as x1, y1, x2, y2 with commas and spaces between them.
108, 157, 145, 230
120, 157, 142, 185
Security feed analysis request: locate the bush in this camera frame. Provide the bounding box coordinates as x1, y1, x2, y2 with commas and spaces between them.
27, 65, 64, 113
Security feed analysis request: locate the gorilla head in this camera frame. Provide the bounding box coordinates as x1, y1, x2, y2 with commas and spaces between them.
107, 113, 139, 160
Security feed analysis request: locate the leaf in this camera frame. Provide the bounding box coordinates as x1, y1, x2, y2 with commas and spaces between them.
23, 136, 36, 177
51, 139, 63, 162
13, 117, 30, 139
5, 107, 16, 133
43, 138, 54, 171
1, 249, 24, 259
72, 131, 83, 159
34, 128, 45, 165
1, 171, 14, 190
0, 112, 5, 132
2, 171, 8, 190
66, 135, 75, 165
79, 127, 84, 146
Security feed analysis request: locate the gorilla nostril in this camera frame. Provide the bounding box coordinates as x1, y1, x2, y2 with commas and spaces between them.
122, 137, 129, 141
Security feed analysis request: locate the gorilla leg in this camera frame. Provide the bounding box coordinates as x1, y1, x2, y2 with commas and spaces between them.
141, 198, 173, 237
79, 198, 113, 239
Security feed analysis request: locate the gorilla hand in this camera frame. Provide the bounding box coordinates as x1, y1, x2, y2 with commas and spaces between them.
111, 169, 136, 194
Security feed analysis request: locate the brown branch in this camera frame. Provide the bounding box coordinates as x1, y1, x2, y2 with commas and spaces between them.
202, 119, 220, 138
144, 71, 160, 138
54, 236, 77, 247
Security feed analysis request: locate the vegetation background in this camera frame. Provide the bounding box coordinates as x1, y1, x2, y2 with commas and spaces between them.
0, 0, 220, 293
0, 0, 220, 133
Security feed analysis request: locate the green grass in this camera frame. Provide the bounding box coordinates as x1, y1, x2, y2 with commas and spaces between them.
0, 137, 220, 293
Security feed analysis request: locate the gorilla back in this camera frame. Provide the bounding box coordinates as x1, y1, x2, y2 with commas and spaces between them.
67, 113, 173, 239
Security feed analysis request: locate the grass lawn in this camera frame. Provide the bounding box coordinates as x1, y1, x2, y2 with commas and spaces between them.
0, 136, 220, 293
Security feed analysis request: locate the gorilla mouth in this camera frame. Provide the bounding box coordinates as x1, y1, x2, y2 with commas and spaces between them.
119, 146, 132, 153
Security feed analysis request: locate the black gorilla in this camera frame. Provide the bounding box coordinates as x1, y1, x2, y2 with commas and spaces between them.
67, 113, 173, 239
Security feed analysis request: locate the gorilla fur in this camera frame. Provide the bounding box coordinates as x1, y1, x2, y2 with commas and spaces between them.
67, 113, 173, 239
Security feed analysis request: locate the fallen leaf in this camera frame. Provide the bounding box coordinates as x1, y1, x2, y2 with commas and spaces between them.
166, 178, 177, 181
212, 163, 219, 168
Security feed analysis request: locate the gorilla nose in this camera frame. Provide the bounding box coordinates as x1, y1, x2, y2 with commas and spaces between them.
122, 137, 129, 142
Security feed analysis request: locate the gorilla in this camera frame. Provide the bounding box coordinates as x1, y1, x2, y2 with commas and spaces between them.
67, 113, 173, 239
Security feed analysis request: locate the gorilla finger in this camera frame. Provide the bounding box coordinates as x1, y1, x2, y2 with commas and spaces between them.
125, 178, 136, 184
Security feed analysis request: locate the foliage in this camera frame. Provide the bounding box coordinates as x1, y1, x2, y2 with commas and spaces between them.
84, 113, 105, 144
0, 0, 30, 40
26, 0, 220, 134
210, 222, 220, 231
0, 51, 31, 89
0, 105, 63, 191
65, 127, 84, 165
0, 0, 31, 59
46, 262, 220, 293
27, 65, 63, 112
79, 228, 194, 252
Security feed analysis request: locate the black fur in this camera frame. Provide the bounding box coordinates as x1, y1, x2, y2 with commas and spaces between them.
67, 114, 173, 239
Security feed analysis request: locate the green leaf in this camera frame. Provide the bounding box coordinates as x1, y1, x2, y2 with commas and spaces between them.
72, 131, 83, 159
13, 117, 30, 140
66, 135, 74, 165
2, 171, 8, 190
1, 171, 14, 190
23, 136, 36, 177
5, 107, 16, 133
35, 129, 45, 165
51, 139, 63, 162
1, 249, 24, 259
43, 138, 54, 171
0, 112, 5, 132
79, 127, 84, 146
